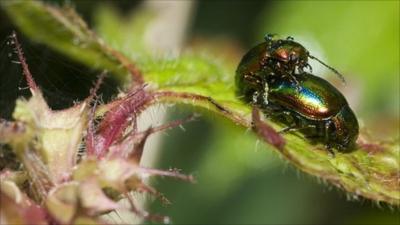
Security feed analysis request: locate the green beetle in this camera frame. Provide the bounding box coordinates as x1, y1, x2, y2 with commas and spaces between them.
236, 35, 346, 96
238, 69, 359, 151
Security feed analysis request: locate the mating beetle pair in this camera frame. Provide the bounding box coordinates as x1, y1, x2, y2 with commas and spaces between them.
236, 35, 359, 151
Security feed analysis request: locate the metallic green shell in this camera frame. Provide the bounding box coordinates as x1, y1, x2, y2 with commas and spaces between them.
266, 72, 359, 150
329, 105, 359, 150
235, 42, 269, 102
268, 73, 347, 120
234, 39, 359, 151
235, 39, 310, 103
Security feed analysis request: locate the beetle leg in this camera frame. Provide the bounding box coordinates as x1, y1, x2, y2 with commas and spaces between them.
279, 122, 314, 134
278, 124, 298, 133
244, 74, 262, 86
292, 76, 301, 91
249, 82, 269, 106
260, 104, 284, 118
252, 91, 260, 104
323, 120, 336, 156
262, 83, 269, 105
325, 144, 336, 157
323, 120, 332, 144
297, 66, 304, 74
285, 73, 301, 92
305, 63, 313, 73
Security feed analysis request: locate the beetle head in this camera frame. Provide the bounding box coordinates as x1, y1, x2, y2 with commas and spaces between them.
267, 38, 309, 72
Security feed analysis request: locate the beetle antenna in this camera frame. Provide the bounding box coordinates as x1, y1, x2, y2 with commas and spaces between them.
308, 54, 346, 85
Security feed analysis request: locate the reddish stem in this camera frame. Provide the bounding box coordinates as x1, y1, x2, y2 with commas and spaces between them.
90, 86, 153, 158
11, 31, 38, 94
252, 107, 285, 150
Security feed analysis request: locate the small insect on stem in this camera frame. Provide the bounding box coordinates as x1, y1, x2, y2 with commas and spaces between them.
236, 35, 359, 152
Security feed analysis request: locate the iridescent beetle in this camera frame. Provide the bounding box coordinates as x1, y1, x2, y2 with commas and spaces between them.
236, 35, 359, 152
262, 72, 358, 151
236, 34, 346, 100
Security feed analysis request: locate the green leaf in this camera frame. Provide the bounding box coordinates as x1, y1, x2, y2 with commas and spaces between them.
2, 1, 399, 205
93, 3, 155, 55
1, 0, 128, 83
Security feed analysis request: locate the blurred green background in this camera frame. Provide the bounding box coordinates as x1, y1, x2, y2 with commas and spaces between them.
0, 0, 399, 224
